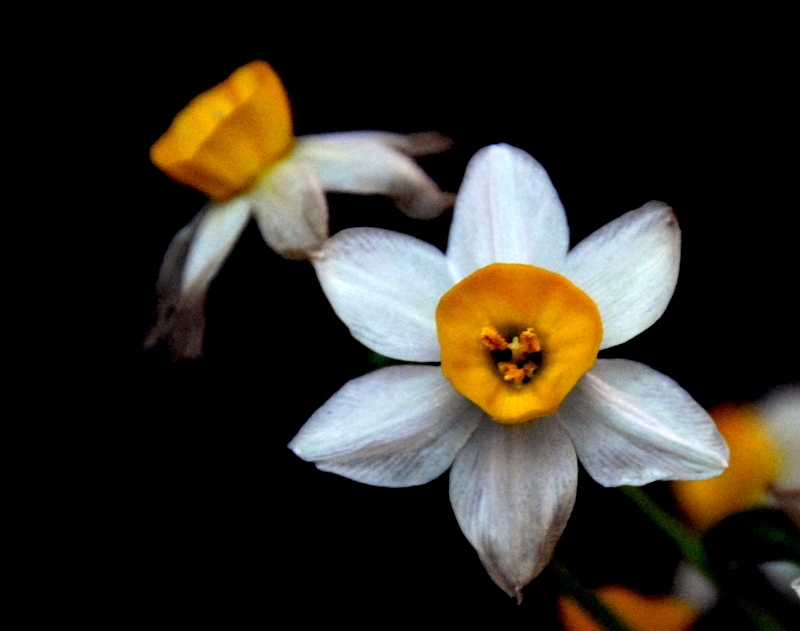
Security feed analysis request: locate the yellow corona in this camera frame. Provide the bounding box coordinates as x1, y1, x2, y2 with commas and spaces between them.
437, 263, 603, 423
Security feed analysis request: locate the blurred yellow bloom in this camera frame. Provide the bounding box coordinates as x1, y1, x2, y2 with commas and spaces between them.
558, 586, 699, 631
671, 387, 800, 530
146, 61, 453, 358
672, 403, 778, 530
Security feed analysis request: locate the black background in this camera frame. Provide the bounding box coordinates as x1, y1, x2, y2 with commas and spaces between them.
71, 23, 797, 627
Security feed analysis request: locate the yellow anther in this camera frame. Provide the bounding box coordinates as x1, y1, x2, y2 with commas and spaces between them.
522, 362, 537, 379
519, 328, 541, 354
498, 362, 526, 384
498, 360, 538, 386
480, 326, 509, 350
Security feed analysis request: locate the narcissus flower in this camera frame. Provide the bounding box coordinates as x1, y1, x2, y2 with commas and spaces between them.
672, 386, 800, 530
289, 144, 729, 599
558, 585, 700, 631
146, 60, 453, 358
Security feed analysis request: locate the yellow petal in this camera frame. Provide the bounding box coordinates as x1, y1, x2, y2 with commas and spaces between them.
672, 402, 780, 530
558, 586, 699, 631
150, 60, 295, 201
436, 264, 602, 424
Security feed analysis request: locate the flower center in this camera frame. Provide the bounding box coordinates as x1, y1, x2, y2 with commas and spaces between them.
150, 60, 295, 201
481, 326, 542, 385
436, 264, 603, 424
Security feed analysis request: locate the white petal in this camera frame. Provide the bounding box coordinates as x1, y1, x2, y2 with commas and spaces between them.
249, 158, 329, 259
145, 210, 208, 358
303, 130, 453, 157
672, 561, 718, 613
447, 144, 569, 282
758, 385, 800, 491
759, 561, 800, 601
449, 417, 577, 600
558, 359, 729, 487
370, 131, 454, 157
181, 198, 251, 293
792, 576, 800, 600
289, 366, 482, 487
293, 133, 453, 219
312, 228, 452, 362
563, 201, 680, 350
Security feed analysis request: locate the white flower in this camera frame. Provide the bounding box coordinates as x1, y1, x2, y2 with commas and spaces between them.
290, 144, 729, 600
145, 61, 453, 358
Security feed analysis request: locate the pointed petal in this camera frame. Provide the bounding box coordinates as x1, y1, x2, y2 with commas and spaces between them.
293, 133, 454, 219
563, 201, 680, 350
289, 366, 482, 487
559, 359, 729, 487
144, 210, 206, 358
357, 130, 453, 157
145, 199, 249, 359
312, 228, 452, 362
447, 144, 569, 282
759, 561, 800, 602
449, 417, 577, 600
249, 158, 329, 259
181, 198, 251, 293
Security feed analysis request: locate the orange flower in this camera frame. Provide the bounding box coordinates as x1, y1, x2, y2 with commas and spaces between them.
558, 586, 699, 631
671, 387, 799, 530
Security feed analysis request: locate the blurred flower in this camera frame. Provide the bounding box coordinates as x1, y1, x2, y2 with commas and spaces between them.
146, 60, 453, 358
671, 385, 800, 530
290, 144, 729, 599
558, 585, 699, 631
759, 560, 800, 602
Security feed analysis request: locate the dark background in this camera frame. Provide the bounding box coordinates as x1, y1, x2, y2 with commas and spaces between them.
74, 27, 796, 626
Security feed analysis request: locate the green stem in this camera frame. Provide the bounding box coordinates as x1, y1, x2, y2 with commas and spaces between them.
618, 486, 715, 583
550, 559, 636, 631
618, 486, 786, 631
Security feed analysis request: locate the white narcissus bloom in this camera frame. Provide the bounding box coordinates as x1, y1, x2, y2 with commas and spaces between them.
145, 60, 453, 358
289, 144, 729, 600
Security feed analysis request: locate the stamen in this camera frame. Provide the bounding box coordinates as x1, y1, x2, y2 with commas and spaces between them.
519, 328, 541, 354
484, 327, 542, 386
522, 362, 537, 379
481, 326, 508, 350
498, 362, 527, 384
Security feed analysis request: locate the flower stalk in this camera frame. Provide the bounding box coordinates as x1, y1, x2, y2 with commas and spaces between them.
619, 486, 787, 631
551, 560, 636, 631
